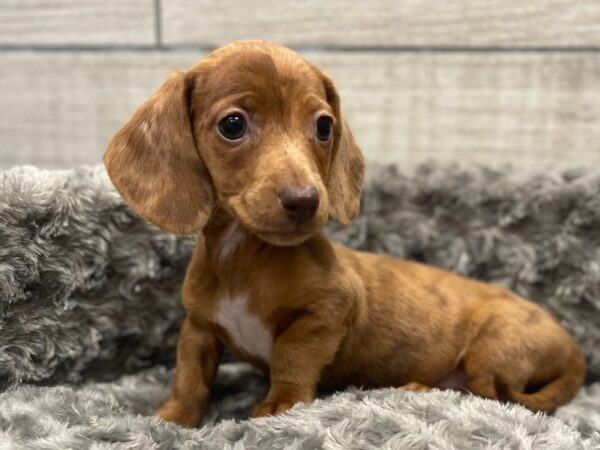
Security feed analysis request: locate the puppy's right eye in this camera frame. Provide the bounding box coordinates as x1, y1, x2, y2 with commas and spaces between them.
218, 114, 247, 141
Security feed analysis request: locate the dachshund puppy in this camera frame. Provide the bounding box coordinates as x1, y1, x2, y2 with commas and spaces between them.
104, 40, 585, 427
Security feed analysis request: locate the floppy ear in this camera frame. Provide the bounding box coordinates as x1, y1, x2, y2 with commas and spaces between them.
104, 71, 213, 235
319, 73, 365, 225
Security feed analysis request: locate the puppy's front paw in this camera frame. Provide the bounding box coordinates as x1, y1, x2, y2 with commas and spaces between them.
155, 399, 203, 428
252, 400, 297, 417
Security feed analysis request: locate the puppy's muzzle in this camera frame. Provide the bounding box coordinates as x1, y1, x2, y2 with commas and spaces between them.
278, 186, 319, 224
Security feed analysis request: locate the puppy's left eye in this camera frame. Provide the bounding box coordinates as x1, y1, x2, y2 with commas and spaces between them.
315, 116, 333, 141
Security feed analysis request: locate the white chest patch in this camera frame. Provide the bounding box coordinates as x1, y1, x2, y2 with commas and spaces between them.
215, 294, 273, 363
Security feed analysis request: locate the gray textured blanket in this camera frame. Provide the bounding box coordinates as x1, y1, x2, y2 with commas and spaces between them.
0, 164, 599, 449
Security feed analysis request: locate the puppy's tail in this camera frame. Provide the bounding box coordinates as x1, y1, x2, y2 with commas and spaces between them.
494, 346, 586, 413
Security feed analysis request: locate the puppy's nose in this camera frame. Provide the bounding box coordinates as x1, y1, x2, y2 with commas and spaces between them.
279, 186, 319, 223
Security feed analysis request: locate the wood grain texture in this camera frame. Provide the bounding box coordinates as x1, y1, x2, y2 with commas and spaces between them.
1, 51, 599, 171
0, 51, 184, 169
162, 0, 600, 48
0, 0, 155, 46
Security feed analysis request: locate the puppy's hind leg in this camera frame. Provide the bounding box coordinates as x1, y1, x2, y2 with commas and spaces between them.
401, 381, 431, 393
462, 304, 585, 412
462, 335, 529, 402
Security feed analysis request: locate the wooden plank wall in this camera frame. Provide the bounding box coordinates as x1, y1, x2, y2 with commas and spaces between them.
1, 1, 600, 172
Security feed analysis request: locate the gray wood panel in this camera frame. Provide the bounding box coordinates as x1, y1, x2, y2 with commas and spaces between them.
0, 51, 185, 169
162, 0, 600, 48
0, 0, 155, 46
1, 51, 599, 171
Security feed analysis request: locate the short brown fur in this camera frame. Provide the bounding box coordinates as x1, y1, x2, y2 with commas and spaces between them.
104, 40, 585, 426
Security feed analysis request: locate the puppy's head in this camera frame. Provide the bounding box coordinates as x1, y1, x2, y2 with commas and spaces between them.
104, 40, 364, 245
